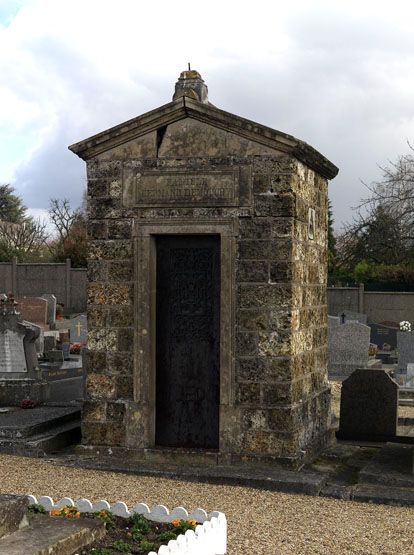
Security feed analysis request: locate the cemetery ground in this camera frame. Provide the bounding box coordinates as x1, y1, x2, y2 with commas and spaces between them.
0, 454, 412, 555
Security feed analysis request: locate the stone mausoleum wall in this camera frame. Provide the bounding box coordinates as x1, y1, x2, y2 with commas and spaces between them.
83, 161, 330, 464
72, 75, 337, 466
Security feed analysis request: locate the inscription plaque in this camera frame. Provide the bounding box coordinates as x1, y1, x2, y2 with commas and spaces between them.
124, 168, 240, 207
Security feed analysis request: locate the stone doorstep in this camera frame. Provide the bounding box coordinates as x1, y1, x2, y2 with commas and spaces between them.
0, 513, 105, 555
0, 495, 29, 539
75, 441, 323, 470
0, 407, 81, 440
0, 420, 81, 456
57, 452, 414, 506
55, 440, 414, 507
63, 451, 329, 496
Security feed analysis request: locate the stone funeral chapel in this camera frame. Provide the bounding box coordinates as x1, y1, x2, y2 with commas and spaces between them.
69, 70, 338, 466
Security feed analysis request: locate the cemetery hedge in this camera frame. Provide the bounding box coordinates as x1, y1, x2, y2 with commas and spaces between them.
329, 262, 414, 291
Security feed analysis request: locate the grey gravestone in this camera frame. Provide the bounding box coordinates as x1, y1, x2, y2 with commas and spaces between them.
369, 323, 398, 351
21, 322, 40, 373
0, 312, 39, 378
397, 331, 414, 372
59, 330, 70, 344
23, 321, 43, 355
41, 294, 57, 328
328, 315, 340, 331
47, 350, 64, 364
337, 311, 367, 325
54, 319, 71, 331
16, 297, 48, 326
0, 316, 27, 375
44, 334, 56, 352
407, 363, 414, 383
328, 321, 370, 380
61, 342, 70, 360
70, 314, 87, 344
338, 368, 398, 440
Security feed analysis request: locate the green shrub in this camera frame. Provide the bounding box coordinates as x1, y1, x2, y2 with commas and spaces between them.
140, 540, 157, 551
128, 513, 150, 534
158, 530, 177, 542
28, 504, 47, 514
93, 509, 115, 529
112, 539, 131, 553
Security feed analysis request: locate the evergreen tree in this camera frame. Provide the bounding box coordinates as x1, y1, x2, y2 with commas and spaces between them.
0, 184, 27, 223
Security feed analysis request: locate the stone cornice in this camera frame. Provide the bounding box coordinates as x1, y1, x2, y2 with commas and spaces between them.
68, 97, 339, 179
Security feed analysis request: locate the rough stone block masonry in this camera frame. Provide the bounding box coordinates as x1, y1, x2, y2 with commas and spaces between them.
69, 70, 338, 467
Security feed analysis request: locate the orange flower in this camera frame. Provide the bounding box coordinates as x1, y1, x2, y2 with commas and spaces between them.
50, 509, 61, 516
187, 519, 197, 526
49, 506, 80, 519
172, 518, 181, 527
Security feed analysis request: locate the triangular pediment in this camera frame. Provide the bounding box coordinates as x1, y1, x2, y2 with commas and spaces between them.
69, 97, 338, 179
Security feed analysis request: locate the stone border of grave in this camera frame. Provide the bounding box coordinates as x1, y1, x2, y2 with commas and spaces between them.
27, 495, 227, 555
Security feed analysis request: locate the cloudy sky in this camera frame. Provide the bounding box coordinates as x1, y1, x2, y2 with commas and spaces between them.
1, 0, 413, 229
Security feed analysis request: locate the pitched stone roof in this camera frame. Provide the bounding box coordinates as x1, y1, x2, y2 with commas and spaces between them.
69, 76, 338, 180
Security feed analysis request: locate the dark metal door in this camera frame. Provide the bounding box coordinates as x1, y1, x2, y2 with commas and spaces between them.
155, 235, 220, 448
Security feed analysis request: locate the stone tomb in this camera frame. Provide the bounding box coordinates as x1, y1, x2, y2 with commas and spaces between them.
338, 368, 398, 441
69, 314, 87, 344
369, 323, 398, 351
41, 294, 57, 328
69, 69, 339, 466
0, 316, 27, 375
23, 321, 44, 355
17, 297, 47, 327
0, 296, 45, 405
337, 311, 367, 325
328, 321, 370, 380
397, 331, 414, 372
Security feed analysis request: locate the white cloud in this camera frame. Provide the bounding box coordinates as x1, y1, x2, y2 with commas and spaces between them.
0, 0, 413, 228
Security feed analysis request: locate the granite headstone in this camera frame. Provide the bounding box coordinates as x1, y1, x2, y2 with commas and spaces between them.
61, 342, 70, 360
47, 350, 64, 364
41, 294, 57, 328
328, 321, 371, 380
337, 311, 367, 325
44, 334, 57, 352
338, 368, 398, 440
397, 331, 414, 372
328, 315, 340, 331
70, 314, 87, 344
23, 320, 43, 355
369, 323, 398, 351
16, 297, 48, 326
0, 317, 27, 374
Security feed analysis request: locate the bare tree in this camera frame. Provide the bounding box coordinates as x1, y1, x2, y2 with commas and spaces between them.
333, 144, 414, 273
357, 143, 414, 243
48, 198, 80, 240
0, 218, 48, 254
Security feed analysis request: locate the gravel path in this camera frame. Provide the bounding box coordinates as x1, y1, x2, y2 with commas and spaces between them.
0, 455, 412, 554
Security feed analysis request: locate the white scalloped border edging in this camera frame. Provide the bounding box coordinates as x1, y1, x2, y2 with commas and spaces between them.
27, 495, 227, 555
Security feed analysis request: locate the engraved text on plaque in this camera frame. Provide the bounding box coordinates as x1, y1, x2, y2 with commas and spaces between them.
124, 169, 240, 207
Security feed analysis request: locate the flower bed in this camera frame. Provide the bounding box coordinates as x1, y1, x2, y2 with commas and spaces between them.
27, 495, 227, 555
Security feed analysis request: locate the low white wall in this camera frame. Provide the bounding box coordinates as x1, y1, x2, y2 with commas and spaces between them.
27, 494, 227, 555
